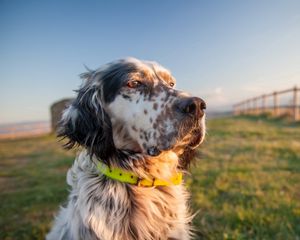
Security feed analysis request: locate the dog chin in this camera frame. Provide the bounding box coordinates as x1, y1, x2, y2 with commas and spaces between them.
146, 140, 177, 157
146, 146, 162, 156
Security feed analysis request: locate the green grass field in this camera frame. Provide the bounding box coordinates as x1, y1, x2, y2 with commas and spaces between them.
1, 116, 299, 240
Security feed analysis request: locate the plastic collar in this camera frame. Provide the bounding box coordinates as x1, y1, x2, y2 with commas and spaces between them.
97, 163, 182, 187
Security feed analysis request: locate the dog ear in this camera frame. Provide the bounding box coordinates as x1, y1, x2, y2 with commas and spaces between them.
57, 85, 115, 162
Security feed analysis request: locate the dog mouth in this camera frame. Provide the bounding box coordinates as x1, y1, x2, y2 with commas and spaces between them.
146, 134, 177, 156
146, 124, 205, 157
124, 110, 206, 157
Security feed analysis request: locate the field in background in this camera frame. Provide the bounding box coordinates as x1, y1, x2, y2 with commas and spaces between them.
0, 121, 50, 139
0, 116, 299, 239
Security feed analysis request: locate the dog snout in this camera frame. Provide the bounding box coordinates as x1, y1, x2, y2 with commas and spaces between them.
176, 97, 206, 118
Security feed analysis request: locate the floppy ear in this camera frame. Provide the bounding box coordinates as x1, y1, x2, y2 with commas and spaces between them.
57, 85, 115, 162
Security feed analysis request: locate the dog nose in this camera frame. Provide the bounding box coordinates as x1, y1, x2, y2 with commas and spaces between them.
176, 97, 206, 117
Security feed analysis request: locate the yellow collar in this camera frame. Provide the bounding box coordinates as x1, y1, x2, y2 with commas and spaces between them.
96, 163, 182, 187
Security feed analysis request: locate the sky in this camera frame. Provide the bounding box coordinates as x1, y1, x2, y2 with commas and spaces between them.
0, 0, 299, 124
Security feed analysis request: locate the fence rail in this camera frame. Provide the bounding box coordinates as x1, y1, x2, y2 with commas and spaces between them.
233, 86, 300, 121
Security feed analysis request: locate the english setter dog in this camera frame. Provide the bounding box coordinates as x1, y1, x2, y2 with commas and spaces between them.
47, 58, 206, 240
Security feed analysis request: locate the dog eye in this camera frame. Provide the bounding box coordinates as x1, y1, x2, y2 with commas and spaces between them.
127, 80, 142, 88
169, 82, 175, 88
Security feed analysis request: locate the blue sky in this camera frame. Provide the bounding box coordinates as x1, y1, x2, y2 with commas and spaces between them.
0, 0, 299, 124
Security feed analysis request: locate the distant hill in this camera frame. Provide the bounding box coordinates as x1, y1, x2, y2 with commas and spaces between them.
0, 121, 51, 139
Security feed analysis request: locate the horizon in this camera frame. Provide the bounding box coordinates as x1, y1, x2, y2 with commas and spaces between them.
1, 1, 299, 124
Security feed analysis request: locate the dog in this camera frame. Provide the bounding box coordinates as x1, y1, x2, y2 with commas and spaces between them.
47, 57, 206, 240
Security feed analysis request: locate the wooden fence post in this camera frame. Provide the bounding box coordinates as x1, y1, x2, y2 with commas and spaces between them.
253, 98, 257, 115
273, 92, 278, 116
262, 95, 266, 114
293, 86, 299, 121
241, 103, 244, 115
234, 104, 239, 116
248, 100, 251, 114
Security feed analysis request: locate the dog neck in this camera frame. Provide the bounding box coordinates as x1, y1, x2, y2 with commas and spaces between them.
102, 149, 182, 182
57, 150, 192, 240
96, 162, 182, 187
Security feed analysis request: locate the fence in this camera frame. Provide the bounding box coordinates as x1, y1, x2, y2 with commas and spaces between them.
233, 86, 300, 121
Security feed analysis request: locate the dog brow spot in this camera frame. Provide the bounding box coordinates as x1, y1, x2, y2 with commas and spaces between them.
143, 131, 149, 141
153, 103, 158, 110
122, 94, 131, 100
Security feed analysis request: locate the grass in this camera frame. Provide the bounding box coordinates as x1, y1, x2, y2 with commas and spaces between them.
0, 115, 299, 239
189, 115, 300, 239
0, 135, 75, 240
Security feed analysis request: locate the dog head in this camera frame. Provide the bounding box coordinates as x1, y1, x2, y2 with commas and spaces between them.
58, 58, 206, 168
